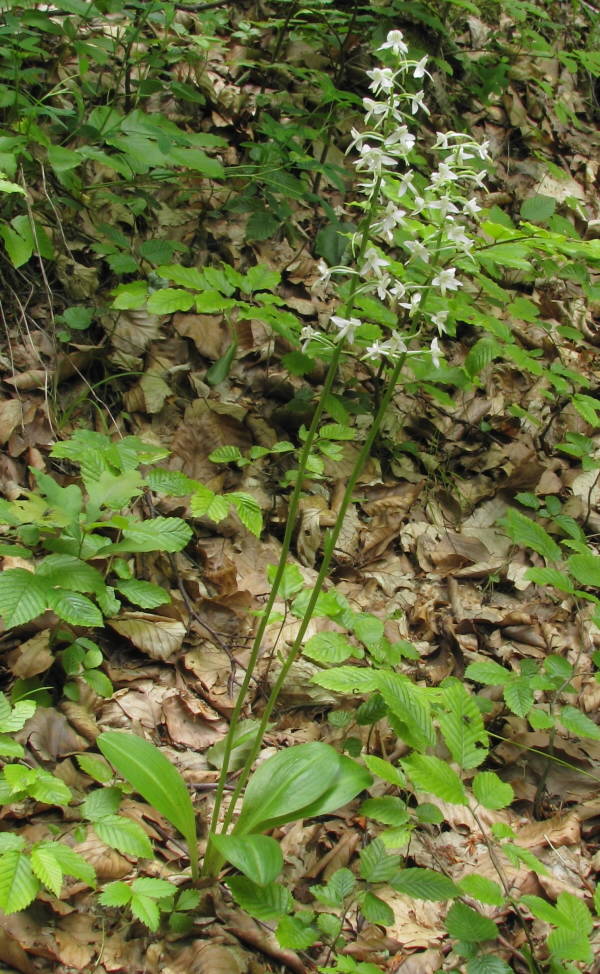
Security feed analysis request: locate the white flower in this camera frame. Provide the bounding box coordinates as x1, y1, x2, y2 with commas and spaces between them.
379, 30, 408, 56
430, 337, 442, 368
375, 273, 393, 300
385, 332, 408, 357
362, 97, 389, 123
300, 326, 318, 351
355, 143, 398, 174
430, 311, 449, 334
389, 281, 406, 301
398, 291, 422, 316
446, 223, 473, 253
425, 195, 459, 219
432, 267, 461, 295
316, 259, 332, 285
429, 161, 459, 187
404, 239, 430, 263
360, 247, 390, 278
409, 89, 429, 115
385, 125, 416, 154
463, 198, 481, 217
330, 315, 361, 343
363, 340, 388, 361
395, 172, 416, 198
375, 201, 406, 241
367, 67, 396, 95
413, 55, 429, 79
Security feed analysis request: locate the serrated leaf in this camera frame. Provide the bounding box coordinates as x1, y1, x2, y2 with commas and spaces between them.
445, 901, 498, 942
567, 552, 600, 588
76, 754, 113, 783
465, 660, 511, 686
146, 288, 195, 314
114, 579, 170, 609
438, 680, 488, 769
97, 732, 197, 877
362, 754, 405, 787
266, 563, 304, 600
360, 891, 395, 925
36, 554, 105, 594
130, 892, 160, 930
311, 868, 355, 908
547, 925, 593, 963
211, 834, 283, 886
47, 589, 103, 627
520, 195, 556, 223
503, 842, 548, 875
132, 877, 177, 898
525, 566, 574, 593
391, 868, 459, 901
467, 956, 512, 974
359, 839, 401, 883
227, 877, 292, 921
99, 880, 131, 907
83, 787, 122, 821
360, 796, 408, 826
464, 338, 500, 378
503, 677, 534, 717
30, 770, 72, 806
375, 672, 434, 751
30, 846, 63, 897
228, 492, 263, 537
402, 754, 467, 805
145, 469, 198, 496
559, 705, 600, 740
310, 666, 379, 694
208, 446, 245, 464
303, 631, 357, 665
0, 851, 39, 913
501, 508, 561, 562
472, 772, 514, 810
458, 874, 504, 906
0, 569, 49, 628
101, 517, 192, 554
94, 814, 153, 858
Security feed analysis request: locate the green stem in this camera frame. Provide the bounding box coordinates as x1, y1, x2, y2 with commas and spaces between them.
203, 183, 383, 877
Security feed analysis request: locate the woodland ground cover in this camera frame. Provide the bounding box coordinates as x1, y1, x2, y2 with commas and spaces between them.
0, 1, 600, 972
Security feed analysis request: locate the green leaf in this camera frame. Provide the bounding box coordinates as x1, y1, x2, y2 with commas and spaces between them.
234, 742, 340, 835
310, 666, 379, 694
0, 569, 49, 627
132, 877, 177, 898
211, 834, 283, 886
94, 814, 154, 858
30, 846, 63, 897
520, 195, 556, 223
360, 891, 394, 926
241, 265, 281, 294
359, 839, 401, 883
0, 851, 39, 913
130, 892, 160, 930
375, 672, 434, 751
36, 554, 104, 594
30, 770, 72, 805
97, 732, 198, 879
266, 563, 304, 600
464, 338, 501, 378
99, 880, 132, 907
445, 901, 498, 942
567, 552, 600, 588
525, 567, 574, 593
352, 614, 385, 648
228, 492, 263, 537
391, 868, 459, 901
206, 340, 238, 385
472, 772, 514, 810
114, 580, 170, 609
465, 661, 511, 686
276, 913, 319, 949
559, 705, 600, 740
547, 925, 593, 963
503, 677, 534, 717
458, 874, 505, 906
303, 631, 357, 665
359, 796, 408, 827
438, 680, 488, 769
402, 754, 467, 805
555, 890, 594, 934
146, 288, 195, 314
502, 843, 548, 875
82, 787, 122, 821
467, 956, 512, 974
47, 589, 103, 627
145, 469, 198, 496
100, 517, 192, 554
362, 754, 405, 787
311, 868, 355, 908
227, 877, 292, 921
501, 508, 561, 562
48, 844, 95, 887
77, 754, 113, 783
209, 446, 245, 465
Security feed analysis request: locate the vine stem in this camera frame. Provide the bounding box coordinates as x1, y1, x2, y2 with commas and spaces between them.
203, 181, 383, 876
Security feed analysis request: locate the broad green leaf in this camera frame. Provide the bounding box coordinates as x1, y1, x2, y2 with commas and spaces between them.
206, 718, 262, 772
276, 914, 319, 949
0, 851, 39, 913
445, 901, 498, 942
266, 563, 304, 600
114, 579, 170, 609
375, 672, 434, 751
472, 772, 514, 810
130, 892, 160, 930
227, 877, 292, 921
205, 340, 238, 385
98, 732, 198, 879
303, 631, 357, 665
391, 868, 459, 901
240, 265, 281, 293
360, 891, 395, 926
0, 569, 48, 627
47, 589, 103, 628
465, 660, 511, 686
94, 813, 153, 859
211, 834, 283, 885
36, 554, 104, 594
402, 753, 467, 805
0, 695, 35, 733
99, 517, 192, 554
520, 195, 556, 223
362, 754, 405, 787
503, 843, 548, 875
458, 874, 504, 906
43, 843, 95, 887
30, 770, 72, 806
501, 508, 561, 562
438, 680, 488, 769
525, 566, 574, 593
555, 890, 594, 934
99, 880, 131, 907
156, 264, 207, 290
30, 846, 63, 897
352, 614, 385, 648
310, 666, 379, 694
359, 839, 401, 883
359, 796, 408, 827
467, 956, 512, 974
234, 742, 339, 835
82, 787, 122, 821
209, 446, 245, 464
567, 552, 600, 588
132, 877, 177, 898
145, 469, 198, 496
559, 705, 600, 740
311, 868, 355, 908
503, 677, 534, 717
228, 492, 263, 537
146, 288, 195, 314
464, 338, 500, 378
76, 754, 113, 783
286, 754, 371, 825
547, 926, 593, 963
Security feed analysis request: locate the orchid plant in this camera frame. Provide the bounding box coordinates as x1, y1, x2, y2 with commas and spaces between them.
204, 28, 491, 875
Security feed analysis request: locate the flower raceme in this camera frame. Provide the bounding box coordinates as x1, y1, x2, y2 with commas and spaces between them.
307, 29, 490, 366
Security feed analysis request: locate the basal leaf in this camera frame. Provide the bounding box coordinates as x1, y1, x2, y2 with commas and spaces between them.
98, 731, 197, 878
211, 834, 283, 886
227, 877, 292, 922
